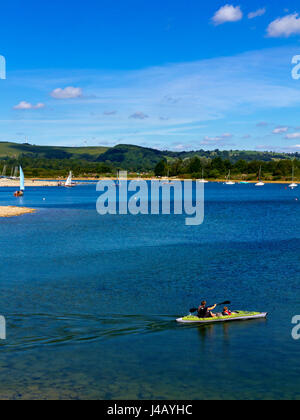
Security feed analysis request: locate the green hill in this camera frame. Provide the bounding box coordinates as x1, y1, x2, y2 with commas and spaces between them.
0, 141, 299, 179
0, 142, 108, 160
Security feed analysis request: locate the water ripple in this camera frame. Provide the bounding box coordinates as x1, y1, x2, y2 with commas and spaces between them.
0, 313, 181, 353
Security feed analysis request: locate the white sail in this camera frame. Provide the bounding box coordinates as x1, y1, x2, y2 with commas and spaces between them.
65, 171, 72, 187
289, 165, 298, 188
198, 169, 209, 183
20, 166, 25, 191
225, 170, 235, 185
255, 166, 265, 186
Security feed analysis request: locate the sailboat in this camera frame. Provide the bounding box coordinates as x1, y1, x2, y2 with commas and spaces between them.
197, 169, 209, 184
225, 170, 235, 185
255, 166, 265, 187
65, 171, 75, 188
12, 166, 18, 179
1, 164, 7, 178
116, 170, 120, 187
14, 166, 25, 197
289, 165, 298, 189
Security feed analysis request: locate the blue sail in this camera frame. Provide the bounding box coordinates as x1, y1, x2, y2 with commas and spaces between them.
20, 166, 25, 191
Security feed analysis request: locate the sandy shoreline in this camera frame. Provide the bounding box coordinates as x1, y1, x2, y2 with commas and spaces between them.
0, 206, 36, 218
0, 179, 57, 188
0, 177, 298, 187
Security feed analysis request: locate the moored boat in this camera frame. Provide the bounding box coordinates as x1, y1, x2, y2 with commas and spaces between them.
225, 170, 235, 185
65, 171, 76, 187
289, 165, 298, 189
255, 166, 265, 186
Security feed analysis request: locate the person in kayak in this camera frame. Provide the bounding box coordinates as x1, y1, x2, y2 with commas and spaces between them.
198, 301, 217, 318
222, 307, 232, 316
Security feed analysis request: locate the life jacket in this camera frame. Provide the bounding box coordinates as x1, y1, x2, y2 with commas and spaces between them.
223, 310, 232, 316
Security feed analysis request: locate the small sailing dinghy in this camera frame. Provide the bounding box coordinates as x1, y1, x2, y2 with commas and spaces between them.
14, 166, 25, 197
255, 166, 265, 186
289, 165, 298, 189
225, 170, 235, 185
197, 169, 209, 184
65, 171, 75, 188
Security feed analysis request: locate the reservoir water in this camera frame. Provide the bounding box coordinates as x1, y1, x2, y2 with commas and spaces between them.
0, 182, 299, 400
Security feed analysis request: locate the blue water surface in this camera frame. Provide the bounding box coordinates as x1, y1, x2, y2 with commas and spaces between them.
0, 182, 299, 400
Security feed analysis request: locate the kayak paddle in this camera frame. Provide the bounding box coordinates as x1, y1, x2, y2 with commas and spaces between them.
189, 301, 231, 314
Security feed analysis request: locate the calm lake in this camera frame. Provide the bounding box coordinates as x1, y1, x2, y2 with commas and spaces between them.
0, 182, 299, 400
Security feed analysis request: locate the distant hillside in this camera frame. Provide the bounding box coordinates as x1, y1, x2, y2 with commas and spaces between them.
0, 141, 298, 167
0, 142, 108, 160
96, 144, 165, 171
0, 141, 299, 178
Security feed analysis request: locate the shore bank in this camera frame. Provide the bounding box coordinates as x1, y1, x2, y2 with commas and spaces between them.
0, 177, 298, 186
0, 179, 57, 188
0, 206, 36, 218
74, 177, 298, 184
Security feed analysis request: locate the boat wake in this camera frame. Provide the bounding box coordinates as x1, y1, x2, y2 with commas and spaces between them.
0, 313, 179, 353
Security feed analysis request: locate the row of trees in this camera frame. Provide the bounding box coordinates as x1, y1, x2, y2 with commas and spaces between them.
1, 154, 300, 180
0, 156, 114, 178
155, 157, 300, 180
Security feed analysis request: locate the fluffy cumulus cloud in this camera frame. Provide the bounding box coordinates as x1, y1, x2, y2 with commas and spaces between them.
13, 101, 45, 110
7, 46, 300, 148
248, 8, 266, 19
273, 126, 289, 134
267, 13, 300, 38
129, 112, 149, 120
51, 86, 83, 99
212, 5, 243, 25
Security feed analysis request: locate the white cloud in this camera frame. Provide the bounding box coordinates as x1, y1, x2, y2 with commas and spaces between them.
51, 86, 83, 99
13, 101, 45, 110
267, 13, 300, 38
248, 8, 266, 19
212, 5, 243, 25
6, 46, 300, 148
203, 133, 233, 142
273, 126, 289, 134
285, 133, 300, 139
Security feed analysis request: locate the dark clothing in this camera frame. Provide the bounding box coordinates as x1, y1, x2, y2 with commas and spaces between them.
198, 306, 210, 318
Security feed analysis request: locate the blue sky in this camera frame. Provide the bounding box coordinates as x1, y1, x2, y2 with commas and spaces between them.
1, 0, 300, 151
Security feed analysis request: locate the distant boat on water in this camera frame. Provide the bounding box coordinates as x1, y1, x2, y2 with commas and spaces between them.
12, 166, 19, 179
14, 166, 25, 197
197, 169, 209, 183
65, 171, 76, 188
225, 170, 235, 185
289, 165, 298, 189
1, 164, 7, 178
255, 167, 265, 187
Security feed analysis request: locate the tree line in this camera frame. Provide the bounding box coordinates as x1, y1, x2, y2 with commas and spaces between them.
1, 153, 299, 180
155, 157, 300, 180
